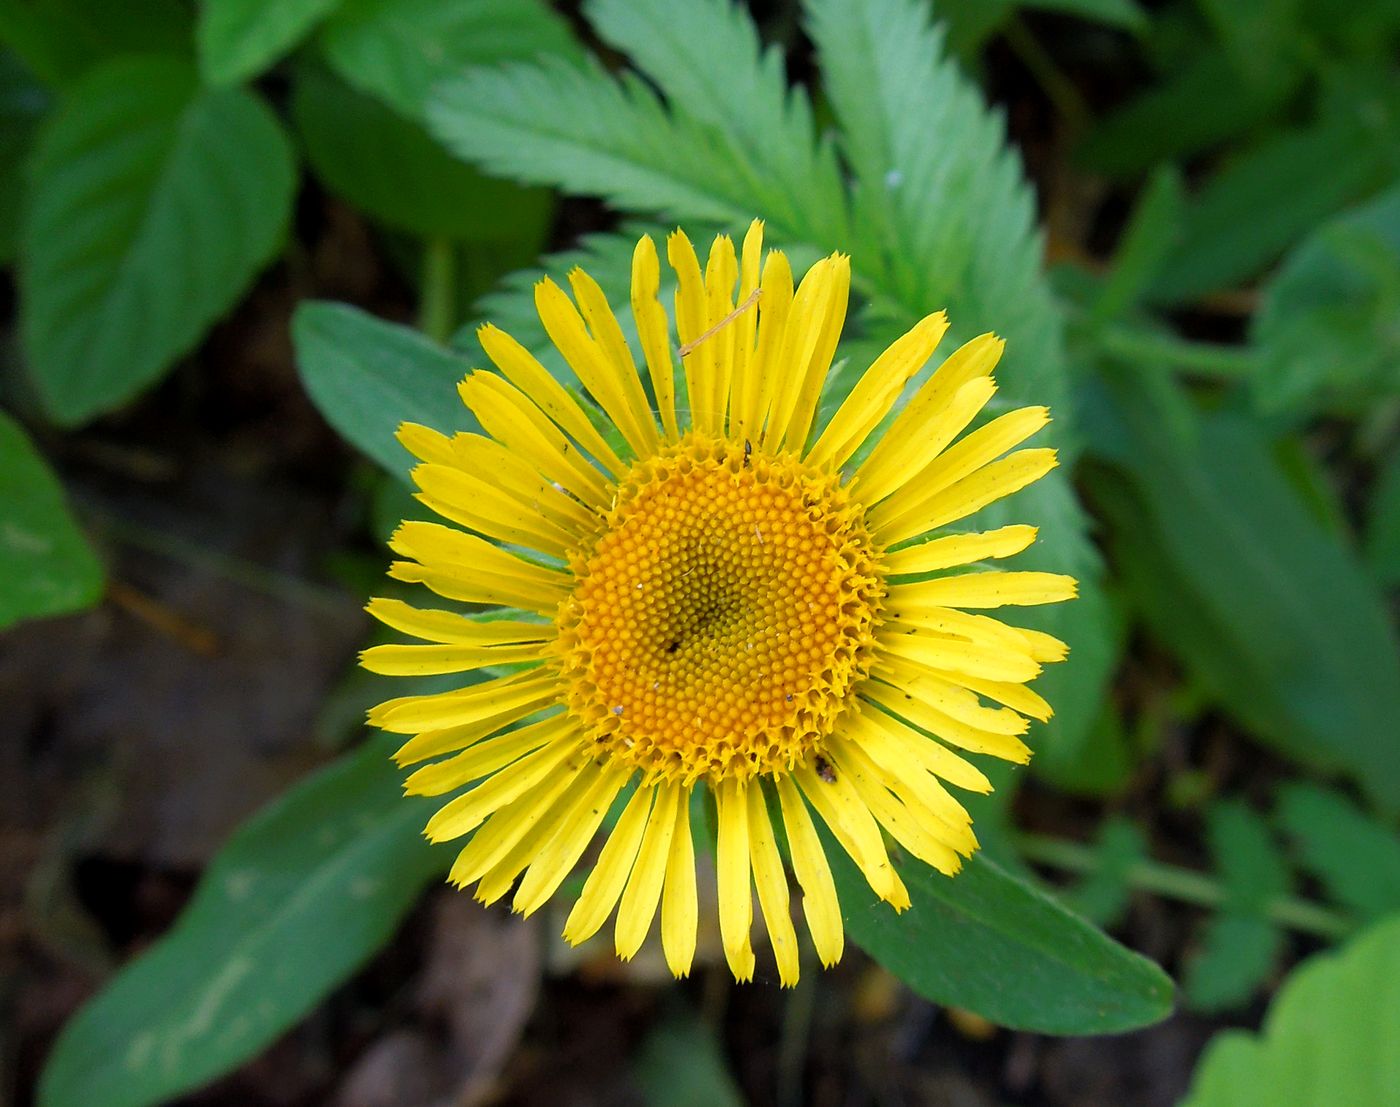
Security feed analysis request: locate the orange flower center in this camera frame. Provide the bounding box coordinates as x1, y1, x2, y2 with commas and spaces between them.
554, 436, 884, 783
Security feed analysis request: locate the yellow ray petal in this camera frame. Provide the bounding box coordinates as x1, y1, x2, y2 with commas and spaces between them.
447, 765, 584, 891
775, 774, 843, 967
715, 778, 756, 982
403, 714, 569, 797
890, 571, 1078, 609
412, 463, 575, 555
794, 764, 905, 908
661, 788, 698, 978
805, 311, 949, 471
360, 640, 546, 677
725, 220, 764, 437
862, 674, 1033, 762
478, 323, 628, 477
851, 703, 992, 794
760, 256, 836, 450
869, 659, 1031, 735
365, 598, 549, 646
667, 229, 707, 434
873, 447, 1060, 546
747, 781, 800, 987
853, 332, 1003, 502
443, 432, 600, 532
374, 667, 555, 737
695, 233, 736, 434
510, 759, 633, 916
424, 736, 586, 842
563, 784, 654, 945
631, 235, 680, 440
396, 422, 456, 466
615, 781, 680, 960
882, 525, 1038, 578
918, 405, 1050, 492
735, 249, 793, 440
930, 671, 1055, 722
877, 624, 1042, 683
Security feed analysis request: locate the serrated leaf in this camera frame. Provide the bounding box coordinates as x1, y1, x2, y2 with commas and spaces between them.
292, 301, 477, 481
1064, 816, 1146, 926
20, 56, 295, 425
291, 64, 552, 243
0, 409, 103, 630
37, 733, 448, 1107
1249, 186, 1400, 422
1087, 376, 1400, 814
319, 0, 580, 120
1276, 784, 1400, 922
197, 0, 343, 86
0, 48, 48, 263
1208, 801, 1290, 909
1182, 914, 1400, 1107
830, 845, 1174, 1033
0, 0, 191, 86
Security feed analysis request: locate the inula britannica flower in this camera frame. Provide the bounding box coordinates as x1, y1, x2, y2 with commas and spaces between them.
363, 221, 1075, 984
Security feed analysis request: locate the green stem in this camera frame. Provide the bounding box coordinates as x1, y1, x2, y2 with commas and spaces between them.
1003, 16, 1091, 132
1015, 832, 1356, 941
418, 237, 457, 345
1097, 322, 1261, 380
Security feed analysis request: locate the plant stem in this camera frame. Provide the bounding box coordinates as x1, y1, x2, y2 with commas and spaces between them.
418, 237, 456, 345
1015, 832, 1357, 941
1097, 322, 1261, 380
1003, 16, 1091, 132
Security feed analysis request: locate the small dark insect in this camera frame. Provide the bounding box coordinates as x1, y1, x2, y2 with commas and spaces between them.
814, 755, 837, 783
743, 438, 752, 467
665, 638, 681, 653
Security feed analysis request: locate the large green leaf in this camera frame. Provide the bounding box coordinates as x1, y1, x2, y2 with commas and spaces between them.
1182, 914, 1400, 1107
319, 0, 580, 120
38, 734, 448, 1107
291, 64, 552, 242
1088, 374, 1400, 814
830, 844, 1174, 1033
0, 0, 190, 86
20, 56, 295, 424
292, 301, 477, 480
197, 0, 344, 86
0, 409, 103, 630
1249, 186, 1400, 422
1276, 784, 1400, 923
0, 48, 48, 263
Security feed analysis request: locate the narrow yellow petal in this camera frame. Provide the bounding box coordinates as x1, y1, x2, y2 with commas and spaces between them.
874, 447, 1060, 546
851, 703, 992, 794
747, 782, 800, 987
360, 640, 546, 677
715, 778, 756, 982
877, 624, 1041, 683
389, 699, 557, 769
794, 764, 904, 908
760, 256, 834, 450
736, 250, 793, 441
725, 220, 764, 437
1015, 626, 1070, 663
915, 406, 1051, 496
934, 671, 1056, 722
661, 788, 698, 978
882, 525, 1038, 577
424, 736, 585, 842
615, 781, 680, 959
866, 662, 1029, 736
890, 570, 1078, 609
403, 714, 569, 797
387, 561, 559, 614
536, 277, 659, 457
375, 667, 555, 737
365, 598, 548, 646
667, 229, 706, 433
447, 766, 582, 891
458, 372, 610, 506
569, 266, 661, 450
563, 784, 653, 945
510, 760, 633, 916
857, 376, 996, 509
775, 775, 843, 967
444, 432, 600, 532
631, 234, 680, 440
782, 255, 850, 453
478, 322, 628, 477
412, 463, 574, 555
396, 422, 456, 466
862, 675, 1033, 762
805, 311, 949, 470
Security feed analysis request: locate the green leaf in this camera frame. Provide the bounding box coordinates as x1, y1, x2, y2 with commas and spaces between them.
1089, 164, 1185, 324
1087, 377, 1400, 814
632, 1003, 744, 1107
1063, 816, 1147, 927
1195, 0, 1306, 88
1366, 448, 1400, 589
0, 0, 191, 86
1275, 784, 1400, 922
0, 409, 103, 630
319, 0, 580, 120
20, 56, 295, 425
292, 301, 477, 480
831, 846, 1174, 1033
37, 733, 447, 1107
1249, 186, 1400, 422
291, 64, 552, 242
1185, 802, 1288, 1011
197, 0, 343, 86
1182, 914, 1400, 1107
0, 48, 48, 263
1022, 0, 1146, 28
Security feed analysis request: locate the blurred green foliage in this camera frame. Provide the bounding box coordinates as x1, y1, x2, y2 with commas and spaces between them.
0, 0, 1397, 1102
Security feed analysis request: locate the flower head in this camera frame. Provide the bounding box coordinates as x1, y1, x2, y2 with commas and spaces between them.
364, 222, 1075, 984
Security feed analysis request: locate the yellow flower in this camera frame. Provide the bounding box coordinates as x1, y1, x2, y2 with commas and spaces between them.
363, 221, 1075, 985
